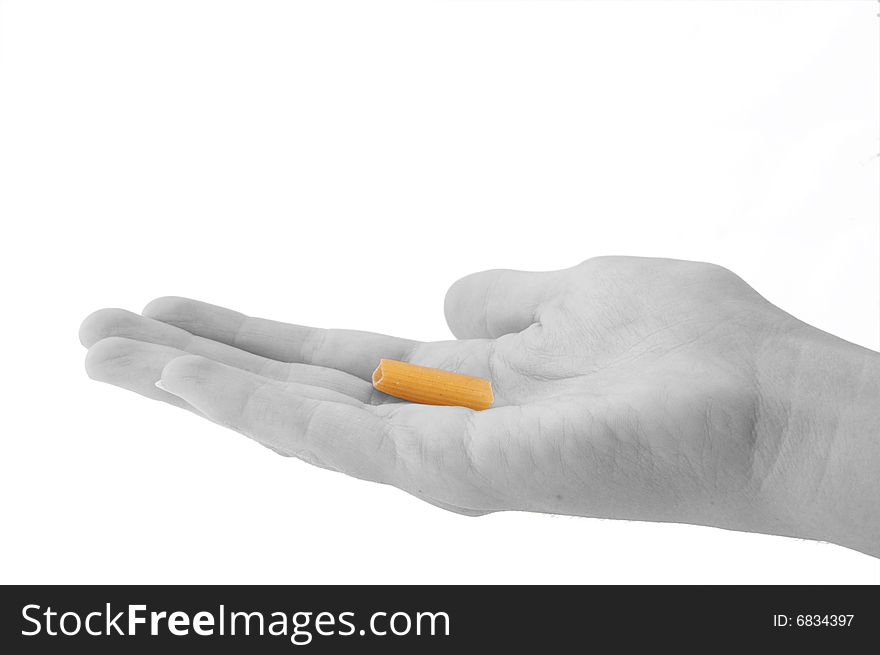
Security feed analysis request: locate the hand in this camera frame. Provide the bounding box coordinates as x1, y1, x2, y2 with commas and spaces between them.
80, 257, 880, 555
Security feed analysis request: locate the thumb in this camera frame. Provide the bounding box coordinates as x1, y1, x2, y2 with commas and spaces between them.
444, 268, 564, 339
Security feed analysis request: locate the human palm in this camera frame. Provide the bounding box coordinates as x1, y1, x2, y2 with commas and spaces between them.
81, 257, 796, 525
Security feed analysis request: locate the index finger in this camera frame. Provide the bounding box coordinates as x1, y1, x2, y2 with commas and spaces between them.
143, 297, 419, 381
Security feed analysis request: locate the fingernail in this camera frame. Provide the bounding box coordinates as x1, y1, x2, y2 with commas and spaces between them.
156, 379, 186, 400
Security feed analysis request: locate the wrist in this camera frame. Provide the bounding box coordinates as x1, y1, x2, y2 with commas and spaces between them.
752, 322, 880, 556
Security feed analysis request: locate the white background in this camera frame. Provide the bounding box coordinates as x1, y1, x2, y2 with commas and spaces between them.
0, 1, 877, 583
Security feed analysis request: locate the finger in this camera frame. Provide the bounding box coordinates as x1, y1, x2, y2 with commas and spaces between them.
80, 308, 378, 402
143, 297, 418, 381
85, 338, 347, 470
88, 341, 490, 510
86, 335, 364, 409
443, 268, 565, 339
414, 495, 493, 517
160, 355, 398, 482
85, 337, 198, 412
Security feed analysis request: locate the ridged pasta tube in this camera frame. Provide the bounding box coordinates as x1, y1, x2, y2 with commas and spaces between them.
371, 359, 494, 411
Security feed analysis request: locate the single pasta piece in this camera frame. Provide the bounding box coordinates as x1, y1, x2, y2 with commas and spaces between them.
371, 359, 494, 411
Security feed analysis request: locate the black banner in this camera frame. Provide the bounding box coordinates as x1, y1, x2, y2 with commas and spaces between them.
1, 585, 877, 652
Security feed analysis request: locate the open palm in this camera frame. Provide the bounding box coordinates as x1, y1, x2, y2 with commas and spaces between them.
81, 257, 798, 525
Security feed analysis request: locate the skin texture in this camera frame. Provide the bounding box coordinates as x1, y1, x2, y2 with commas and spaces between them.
80, 257, 880, 556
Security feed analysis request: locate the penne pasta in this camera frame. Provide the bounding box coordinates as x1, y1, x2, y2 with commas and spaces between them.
371, 359, 494, 411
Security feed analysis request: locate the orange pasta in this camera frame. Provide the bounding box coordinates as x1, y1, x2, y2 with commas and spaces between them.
371, 359, 494, 411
